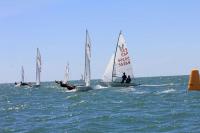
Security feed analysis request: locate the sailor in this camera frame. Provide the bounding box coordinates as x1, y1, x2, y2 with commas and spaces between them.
121, 72, 127, 83
57, 80, 76, 90
126, 75, 131, 83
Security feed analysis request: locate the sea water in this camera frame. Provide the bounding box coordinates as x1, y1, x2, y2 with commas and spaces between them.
0, 76, 200, 133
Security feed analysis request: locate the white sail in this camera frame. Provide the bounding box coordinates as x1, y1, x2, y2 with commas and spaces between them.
84, 30, 91, 86
102, 54, 114, 82
36, 48, 41, 86
63, 63, 69, 84
112, 32, 133, 82
21, 66, 24, 83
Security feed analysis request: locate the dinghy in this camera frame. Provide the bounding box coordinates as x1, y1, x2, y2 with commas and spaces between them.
15, 66, 32, 87
76, 30, 92, 91
55, 63, 76, 90
101, 31, 137, 87
35, 48, 42, 87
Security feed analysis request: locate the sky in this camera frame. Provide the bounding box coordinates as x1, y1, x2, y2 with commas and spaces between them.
0, 0, 200, 83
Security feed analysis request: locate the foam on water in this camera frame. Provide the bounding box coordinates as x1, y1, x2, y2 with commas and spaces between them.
140, 83, 175, 87
156, 88, 176, 94
94, 85, 108, 89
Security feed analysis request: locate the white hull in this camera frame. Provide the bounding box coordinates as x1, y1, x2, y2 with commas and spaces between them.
100, 81, 138, 87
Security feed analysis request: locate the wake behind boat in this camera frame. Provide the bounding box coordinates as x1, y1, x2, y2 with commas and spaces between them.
101, 31, 138, 87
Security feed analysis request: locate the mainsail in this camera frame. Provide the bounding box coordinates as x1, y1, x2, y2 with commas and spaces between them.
102, 31, 134, 83
63, 63, 69, 84
84, 30, 91, 86
21, 66, 24, 83
112, 32, 133, 82
36, 48, 41, 86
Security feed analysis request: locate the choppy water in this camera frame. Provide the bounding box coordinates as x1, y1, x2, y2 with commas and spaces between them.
1, 76, 200, 133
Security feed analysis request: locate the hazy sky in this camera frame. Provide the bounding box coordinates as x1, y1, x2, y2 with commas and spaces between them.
0, 0, 200, 83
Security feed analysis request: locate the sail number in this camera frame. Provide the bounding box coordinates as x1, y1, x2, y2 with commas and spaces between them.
118, 56, 130, 66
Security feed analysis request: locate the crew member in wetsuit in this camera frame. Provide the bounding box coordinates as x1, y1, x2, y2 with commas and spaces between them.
20, 81, 29, 86
121, 72, 127, 83
55, 80, 61, 84
59, 81, 76, 90
126, 75, 131, 83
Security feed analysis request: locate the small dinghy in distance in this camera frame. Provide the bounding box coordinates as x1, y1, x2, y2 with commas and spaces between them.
76, 30, 93, 91
101, 31, 138, 87
55, 63, 76, 90
15, 66, 32, 87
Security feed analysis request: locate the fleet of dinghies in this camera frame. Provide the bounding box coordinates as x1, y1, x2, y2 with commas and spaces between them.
15, 48, 41, 88
15, 30, 138, 90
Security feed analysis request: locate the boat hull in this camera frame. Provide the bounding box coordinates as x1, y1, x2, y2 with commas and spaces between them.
76, 85, 93, 91
100, 81, 138, 87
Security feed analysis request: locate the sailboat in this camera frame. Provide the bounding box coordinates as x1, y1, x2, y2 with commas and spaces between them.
55, 63, 76, 90
101, 31, 137, 87
15, 66, 32, 87
63, 63, 69, 84
35, 48, 42, 87
76, 30, 92, 91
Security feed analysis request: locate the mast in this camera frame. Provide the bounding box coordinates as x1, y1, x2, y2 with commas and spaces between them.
112, 31, 122, 82
84, 30, 87, 85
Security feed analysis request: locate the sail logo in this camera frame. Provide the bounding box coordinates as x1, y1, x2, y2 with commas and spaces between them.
119, 44, 128, 57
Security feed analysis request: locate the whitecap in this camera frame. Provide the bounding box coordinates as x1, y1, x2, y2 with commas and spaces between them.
156, 89, 176, 94
140, 83, 175, 87
94, 85, 108, 89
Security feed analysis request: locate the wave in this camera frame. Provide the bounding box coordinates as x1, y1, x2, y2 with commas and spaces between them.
65, 89, 77, 93
140, 83, 175, 87
156, 89, 176, 94
133, 91, 147, 94
94, 85, 108, 89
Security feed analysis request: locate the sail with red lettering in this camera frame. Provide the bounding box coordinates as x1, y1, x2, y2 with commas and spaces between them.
102, 31, 134, 85
112, 31, 133, 82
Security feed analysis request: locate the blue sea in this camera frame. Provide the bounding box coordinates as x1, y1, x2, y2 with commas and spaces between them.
0, 75, 199, 133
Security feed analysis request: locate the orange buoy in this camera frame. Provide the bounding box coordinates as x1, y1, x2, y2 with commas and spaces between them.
188, 69, 200, 91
